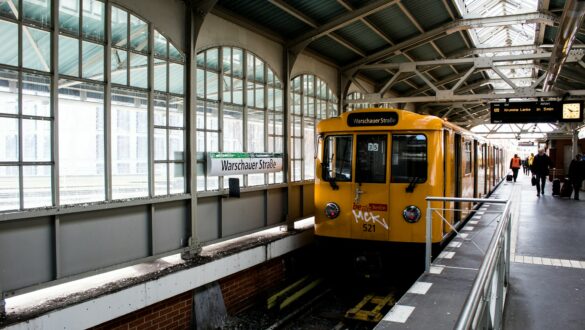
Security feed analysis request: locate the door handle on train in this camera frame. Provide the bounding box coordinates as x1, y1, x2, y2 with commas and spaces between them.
354, 185, 365, 203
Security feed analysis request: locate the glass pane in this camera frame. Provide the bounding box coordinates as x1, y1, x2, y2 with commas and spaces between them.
254, 57, 264, 83
24, 0, 51, 27
82, 0, 104, 41
169, 63, 184, 94
274, 136, 283, 153
0, 69, 19, 114
255, 83, 264, 108
169, 96, 184, 127
222, 47, 231, 75
275, 89, 283, 112
356, 135, 387, 184
275, 112, 283, 135
0, 117, 18, 161
196, 105, 204, 130
293, 160, 301, 181
130, 52, 147, 89
292, 93, 301, 115
169, 129, 184, 161
0, 20, 18, 66
323, 135, 352, 181
196, 162, 205, 191
111, 49, 127, 85
153, 30, 167, 58
154, 128, 167, 161
205, 101, 218, 130
168, 42, 183, 62
23, 165, 52, 208
246, 81, 254, 108
196, 68, 205, 98
223, 105, 243, 152
267, 87, 274, 110
222, 76, 231, 104
154, 163, 167, 196
293, 137, 301, 159
23, 27, 51, 72
207, 131, 219, 152
247, 109, 264, 152
206, 70, 218, 100
248, 173, 264, 187
154, 94, 167, 126
23, 119, 51, 161
130, 14, 148, 53
205, 48, 219, 71
196, 52, 205, 68
391, 134, 427, 183
170, 163, 184, 194
23, 73, 51, 117
111, 6, 127, 46
153, 59, 167, 91
82, 41, 104, 80
232, 48, 243, 78
0, 0, 18, 19
58, 82, 105, 204
0, 166, 19, 211
267, 70, 274, 86
111, 88, 148, 199
246, 53, 254, 81
233, 78, 243, 105
59, 35, 79, 76
304, 120, 315, 180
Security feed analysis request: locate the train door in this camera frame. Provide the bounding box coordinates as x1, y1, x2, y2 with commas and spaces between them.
454, 134, 462, 223
443, 129, 453, 234
351, 134, 389, 241
473, 140, 478, 198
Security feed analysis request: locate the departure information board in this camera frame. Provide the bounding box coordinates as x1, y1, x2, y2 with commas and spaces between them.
490, 100, 583, 123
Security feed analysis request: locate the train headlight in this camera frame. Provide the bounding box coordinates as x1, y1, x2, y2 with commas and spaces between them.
403, 205, 421, 223
324, 202, 340, 219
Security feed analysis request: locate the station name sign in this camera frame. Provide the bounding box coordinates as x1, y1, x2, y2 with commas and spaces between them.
207, 152, 283, 176
347, 112, 398, 127
490, 100, 583, 123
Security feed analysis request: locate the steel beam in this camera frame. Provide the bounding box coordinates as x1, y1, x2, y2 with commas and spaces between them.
343, 12, 559, 72
346, 89, 585, 104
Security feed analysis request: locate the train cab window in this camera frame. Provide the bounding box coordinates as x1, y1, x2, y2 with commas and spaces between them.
391, 134, 427, 183
322, 135, 352, 181
355, 135, 387, 183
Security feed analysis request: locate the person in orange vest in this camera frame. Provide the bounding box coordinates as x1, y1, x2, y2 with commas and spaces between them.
509, 154, 522, 182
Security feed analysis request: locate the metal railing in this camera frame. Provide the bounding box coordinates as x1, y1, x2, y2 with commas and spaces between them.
424, 196, 512, 330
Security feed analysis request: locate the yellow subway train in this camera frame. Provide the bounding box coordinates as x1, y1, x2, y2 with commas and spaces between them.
314, 108, 506, 267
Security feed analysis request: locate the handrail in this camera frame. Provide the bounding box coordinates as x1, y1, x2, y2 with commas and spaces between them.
425, 196, 512, 329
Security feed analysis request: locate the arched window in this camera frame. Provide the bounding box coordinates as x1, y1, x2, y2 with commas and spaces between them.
347, 92, 367, 111
0, 1, 186, 211
290, 74, 337, 182
196, 47, 284, 191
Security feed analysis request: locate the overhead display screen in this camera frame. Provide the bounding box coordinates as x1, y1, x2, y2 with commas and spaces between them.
490, 101, 583, 123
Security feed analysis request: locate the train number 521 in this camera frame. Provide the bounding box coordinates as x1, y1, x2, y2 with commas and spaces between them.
362, 224, 375, 232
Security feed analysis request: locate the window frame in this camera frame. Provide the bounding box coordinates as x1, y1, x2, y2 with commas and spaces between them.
390, 133, 428, 184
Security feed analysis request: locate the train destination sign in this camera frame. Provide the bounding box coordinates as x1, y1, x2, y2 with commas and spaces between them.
347, 112, 398, 127
207, 152, 283, 176
490, 100, 583, 123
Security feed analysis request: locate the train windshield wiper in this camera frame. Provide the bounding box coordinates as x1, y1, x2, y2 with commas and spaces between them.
405, 176, 419, 193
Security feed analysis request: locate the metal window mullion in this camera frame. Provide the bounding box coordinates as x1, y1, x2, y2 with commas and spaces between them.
264, 68, 269, 185
242, 51, 248, 187
125, 11, 130, 86
104, 1, 112, 201
78, 0, 83, 77
16, 0, 23, 210
148, 22, 155, 197
215, 52, 224, 190
51, 0, 60, 207
300, 76, 305, 181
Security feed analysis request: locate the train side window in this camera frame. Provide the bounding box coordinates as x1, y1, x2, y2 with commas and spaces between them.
323, 135, 352, 181
355, 135, 387, 183
464, 141, 472, 174
391, 134, 427, 183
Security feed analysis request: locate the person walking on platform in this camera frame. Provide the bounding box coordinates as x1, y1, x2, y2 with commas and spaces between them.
523, 157, 529, 175
528, 153, 534, 175
531, 149, 553, 197
568, 154, 584, 200
510, 154, 522, 182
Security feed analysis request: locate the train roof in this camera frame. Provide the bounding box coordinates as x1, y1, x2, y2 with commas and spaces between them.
317, 108, 444, 133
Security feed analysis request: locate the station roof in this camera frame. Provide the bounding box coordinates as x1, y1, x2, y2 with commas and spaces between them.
214, 0, 585, 135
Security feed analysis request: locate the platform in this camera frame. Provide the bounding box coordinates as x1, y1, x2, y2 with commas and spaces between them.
376, 173, 585, 329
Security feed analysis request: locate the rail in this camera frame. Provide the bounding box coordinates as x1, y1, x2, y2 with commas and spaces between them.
425, 196, 512, 330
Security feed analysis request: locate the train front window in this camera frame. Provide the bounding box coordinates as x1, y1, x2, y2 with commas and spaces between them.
322, 135, 352, 182
391, 134, 427, 183
355, 135, 387, 184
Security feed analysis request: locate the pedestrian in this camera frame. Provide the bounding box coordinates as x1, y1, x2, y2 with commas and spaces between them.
528, 153, 534, 175
568, 154, 584, 200
509, 154, 522, 182
531, 149, 553, 197
523, 157, 529, 175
